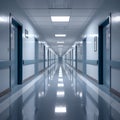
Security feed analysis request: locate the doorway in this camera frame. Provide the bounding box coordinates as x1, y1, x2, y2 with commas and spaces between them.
75, 45, 77, 70
103, 24, 110, 87
83, 38, 86, 75
35, 38, 39, 75
10, 17, 23, 88
98, 17, 111, 88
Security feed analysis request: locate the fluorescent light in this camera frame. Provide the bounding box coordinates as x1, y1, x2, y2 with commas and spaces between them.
80, 92, 83, 98
58, 83, 64, 87
58, 78, 63, 82
87, 34, 98, 38
59, 74, 63, 76
57, 41, 64, 44
38, 92, 44, 98
55, 34, 66, 37
59, 73, 63, 75
57, 91, 65, 97
76, 92, 83, 98
112, 16, 120, 22
58, 45, 63, 48
59, 75, 63, 77
38, 41, 46, 44
51, 16, 70, 22
0, 16, 8, 23
55, 106, 67, 113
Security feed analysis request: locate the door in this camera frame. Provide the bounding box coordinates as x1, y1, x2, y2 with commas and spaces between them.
75, 46, 77, 70
44, 45, 45, 69
83, 39, 86, 75
11, 24, 18, 87
78, 42, 83, 73
35, 39, 38, 74
48, 49, 49, 67
103, 24, 110, 88
10, 18, 23, 88
72, 49, 73, 67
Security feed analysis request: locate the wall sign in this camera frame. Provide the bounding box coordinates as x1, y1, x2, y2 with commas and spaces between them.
94, 36, 97, 52
25, 29, 28, 38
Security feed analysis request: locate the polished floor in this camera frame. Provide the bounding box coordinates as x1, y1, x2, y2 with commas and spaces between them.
0, 64, 120, 120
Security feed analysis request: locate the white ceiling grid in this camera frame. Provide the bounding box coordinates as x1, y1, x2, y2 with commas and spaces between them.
16, 0, 102, 56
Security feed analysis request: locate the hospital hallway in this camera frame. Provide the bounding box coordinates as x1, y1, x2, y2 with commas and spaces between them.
0, 63, 120, 120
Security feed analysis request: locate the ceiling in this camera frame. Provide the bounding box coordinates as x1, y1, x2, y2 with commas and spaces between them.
16, 0, 104, 56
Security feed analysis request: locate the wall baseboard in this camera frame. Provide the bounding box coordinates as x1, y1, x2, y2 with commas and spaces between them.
77, 69, 83, 74
23, 64, 55, 83
85, 74, 98, 83
0, 88, 11, 97
66, 62, 98, 83
111, 88, 120, 97
23, 74, 36, 83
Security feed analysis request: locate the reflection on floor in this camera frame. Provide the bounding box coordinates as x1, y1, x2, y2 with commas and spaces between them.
0, 64, 120, 120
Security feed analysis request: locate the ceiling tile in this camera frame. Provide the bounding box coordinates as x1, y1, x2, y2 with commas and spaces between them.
16, 0, 49, 8
50, 9, 71, 16
25, 9, 50, 17
70, 16, 88, 21
71, 0, 101, 8
15, 0, 102, 56
49, 0, 71, 8
71, 9, 96, 17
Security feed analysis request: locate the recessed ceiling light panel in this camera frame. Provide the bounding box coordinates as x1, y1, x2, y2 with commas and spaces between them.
51, 16, 70, 22
57, 41, 64, 44
58, 83, 64, 87
55, 34, 66, 37
58, 45, 63, 48
55, 106, 67, 113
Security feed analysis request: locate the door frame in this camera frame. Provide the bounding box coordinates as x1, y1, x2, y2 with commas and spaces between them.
83, 38, 86, 75
75, 45, 77, 70
72, 49, 73, 67
48, 49, 49, 67
35, 38, 39, 75
44, 45, 45, 69
9, 14, 23, 87
98, 16, 111, 87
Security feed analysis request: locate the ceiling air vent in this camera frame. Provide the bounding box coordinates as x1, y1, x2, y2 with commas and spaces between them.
49, 0, 71, 9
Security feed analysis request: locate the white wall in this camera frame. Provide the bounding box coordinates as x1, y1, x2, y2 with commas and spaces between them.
45, 47, 48, 67
86, 36, 98, 80
0, 69, 9, 92
86, 65, 98, 80
111, 69, 120, 93
0, 10, 10, 93
77, 43, 83, 72
111, 13, 120, 61
78, 62, 83, 72
38, 43, 44, 60
38, 62, 44, 72
86, 36, 98, 60
23, 65, 35, 81
111, 13, 120, 92
73, 47, 76, 68
80, 0, 120, 83
0, 17, 9, 60
0, 0, 39, 93
23, 38, 35, 60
